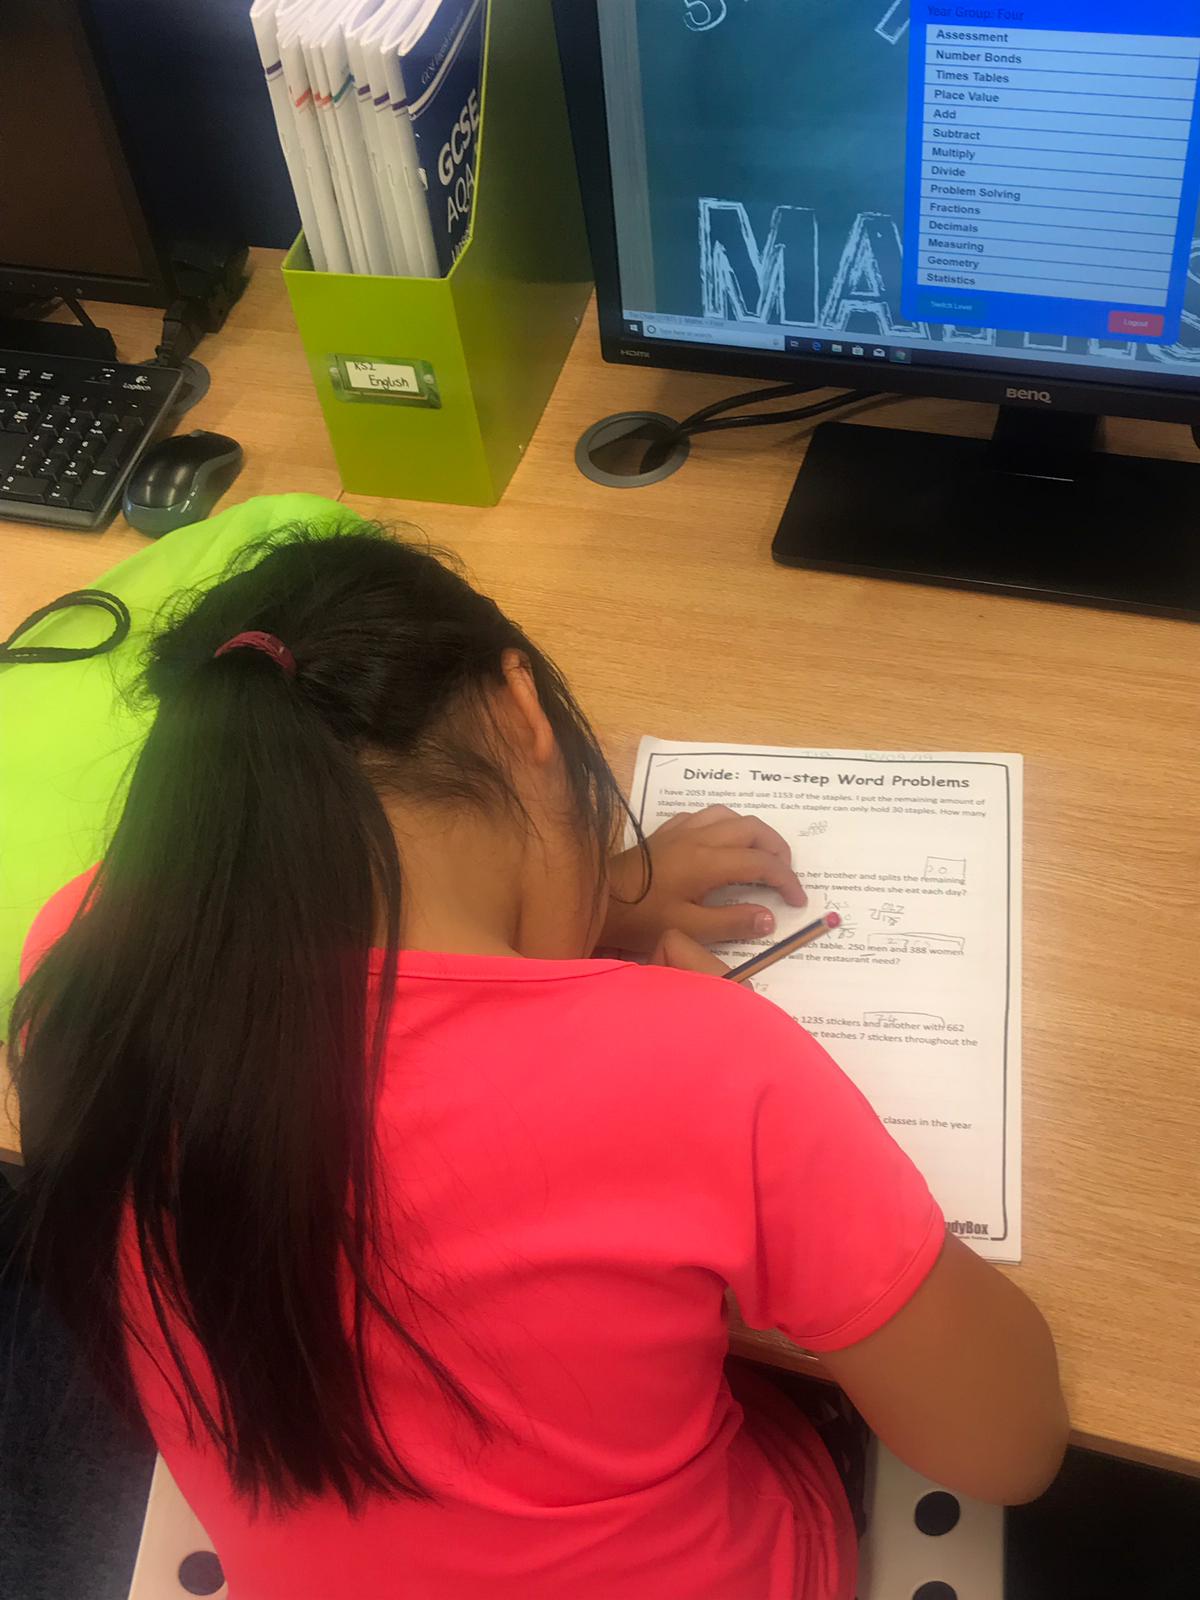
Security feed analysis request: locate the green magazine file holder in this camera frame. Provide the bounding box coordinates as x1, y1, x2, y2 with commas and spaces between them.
282, 0, 591, 507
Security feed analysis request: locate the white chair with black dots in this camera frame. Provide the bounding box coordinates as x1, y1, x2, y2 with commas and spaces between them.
857, 1439, 1004, 1600
126, 1456, 227, 1600
125, 1435, 1002, 1600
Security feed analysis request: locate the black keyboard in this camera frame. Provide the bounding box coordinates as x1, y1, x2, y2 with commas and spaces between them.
0, 350, 183, 531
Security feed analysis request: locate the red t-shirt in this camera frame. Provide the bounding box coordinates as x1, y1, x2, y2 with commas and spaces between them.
24, 878, 944, 1600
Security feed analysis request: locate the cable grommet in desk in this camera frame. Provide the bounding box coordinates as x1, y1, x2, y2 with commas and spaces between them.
575, 412, 689, 488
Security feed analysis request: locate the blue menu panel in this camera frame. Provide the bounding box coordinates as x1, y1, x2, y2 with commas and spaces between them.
902, 0, 1200, 341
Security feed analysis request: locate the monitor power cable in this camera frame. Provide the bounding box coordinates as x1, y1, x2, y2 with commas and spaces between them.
636, 382, 879, 476
576, 381, 884, 486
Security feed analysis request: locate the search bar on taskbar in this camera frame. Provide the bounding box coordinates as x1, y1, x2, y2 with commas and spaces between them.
642, 323, 785, 350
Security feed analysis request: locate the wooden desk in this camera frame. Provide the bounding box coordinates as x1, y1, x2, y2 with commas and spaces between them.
2, 248, 1198, 1478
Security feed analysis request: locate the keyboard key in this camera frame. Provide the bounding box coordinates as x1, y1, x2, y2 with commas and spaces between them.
6, 412, 31, 433
45, 406, 72, 429
72, 467, 118, 512
3, 474, 50, 503
0, 436, 23, 473
96, 427, 142, 468
46, 485, 75, 509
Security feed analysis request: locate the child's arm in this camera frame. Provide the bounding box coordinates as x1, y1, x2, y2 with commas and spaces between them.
684, 982, 1068, 1509
602, 805, 807, 953
820, 1232, 1068, 1504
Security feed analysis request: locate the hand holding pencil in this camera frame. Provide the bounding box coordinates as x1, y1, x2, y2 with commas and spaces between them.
649, 912, 840, 982
724, 913, 841, 983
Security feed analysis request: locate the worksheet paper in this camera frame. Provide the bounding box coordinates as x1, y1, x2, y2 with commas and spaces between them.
630, 739, 1022, 1262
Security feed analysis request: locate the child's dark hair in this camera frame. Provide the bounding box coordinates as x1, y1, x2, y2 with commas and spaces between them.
9, 523, 639, 1510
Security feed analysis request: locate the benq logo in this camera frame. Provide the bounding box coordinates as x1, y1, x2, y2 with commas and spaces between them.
1005, 386, 1053, 404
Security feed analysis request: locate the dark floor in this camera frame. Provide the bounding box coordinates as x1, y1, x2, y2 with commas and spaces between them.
1, 1163, 155, 1600
1006, 1446, 1200, 1600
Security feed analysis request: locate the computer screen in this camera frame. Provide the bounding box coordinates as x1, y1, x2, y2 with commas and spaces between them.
0, 0, 164, 300
596, 0, 1200, 397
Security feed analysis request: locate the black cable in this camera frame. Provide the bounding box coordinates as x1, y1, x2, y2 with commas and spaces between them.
674, 381, 820, 434
681, 389, 875, 439
0, 590, 131, 666
641, 382, 878, 472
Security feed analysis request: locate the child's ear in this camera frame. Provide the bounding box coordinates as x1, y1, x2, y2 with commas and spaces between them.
498, 649, 555, 766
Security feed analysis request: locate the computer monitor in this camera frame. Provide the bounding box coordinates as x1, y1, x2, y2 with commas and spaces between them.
554, 1, 1200, 618
0, 0, 169, 308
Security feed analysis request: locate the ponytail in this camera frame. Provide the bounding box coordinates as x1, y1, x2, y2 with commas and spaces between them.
9, 525, 632, 1508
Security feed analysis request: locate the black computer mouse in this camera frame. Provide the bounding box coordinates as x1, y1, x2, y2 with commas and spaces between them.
123, 430, 245, 537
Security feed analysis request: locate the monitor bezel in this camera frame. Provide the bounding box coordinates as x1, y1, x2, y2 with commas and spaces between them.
552, 0, 1200, 429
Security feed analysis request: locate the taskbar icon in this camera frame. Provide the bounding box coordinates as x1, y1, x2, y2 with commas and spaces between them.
780, 335, 921, 364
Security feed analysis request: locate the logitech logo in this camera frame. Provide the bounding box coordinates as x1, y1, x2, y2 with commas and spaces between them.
1005, 386, 1053, 404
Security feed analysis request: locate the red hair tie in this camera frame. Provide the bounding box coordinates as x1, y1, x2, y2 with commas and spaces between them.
213, 631, 296, 679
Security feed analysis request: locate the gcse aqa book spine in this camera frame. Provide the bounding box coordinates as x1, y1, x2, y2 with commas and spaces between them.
397, 0, 485, 274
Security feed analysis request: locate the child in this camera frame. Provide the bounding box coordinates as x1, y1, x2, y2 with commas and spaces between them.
10, 526, 1066, 1600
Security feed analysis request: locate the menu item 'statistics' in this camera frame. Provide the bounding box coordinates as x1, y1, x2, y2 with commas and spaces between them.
631, 739, 1023, 1263
902, 1, 1200, 342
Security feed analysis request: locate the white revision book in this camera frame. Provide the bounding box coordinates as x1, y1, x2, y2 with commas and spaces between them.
277, 0, 352, 275
303, 12, 369, 273
250, 0, 330, 272
308, 0, 399, 276
630, 737, 1023, 1263
345, 0, 413, 275
371, 0, 441, 277
346, 0, 434, 278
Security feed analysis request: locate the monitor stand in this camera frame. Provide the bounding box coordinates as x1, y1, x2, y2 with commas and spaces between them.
771, 407, 1200, 621
0, 295, 117, 362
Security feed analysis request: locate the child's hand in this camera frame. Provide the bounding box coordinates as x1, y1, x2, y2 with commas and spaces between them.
649, 929, 730, 977
601, 805, 807, 954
